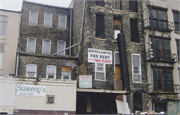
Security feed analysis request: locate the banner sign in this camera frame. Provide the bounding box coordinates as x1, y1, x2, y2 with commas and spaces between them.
79, 75, 92, 88
88, 48, 112, 64
17, 84, 46, 96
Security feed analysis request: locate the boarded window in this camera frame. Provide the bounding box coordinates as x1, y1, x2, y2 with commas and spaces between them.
0, 52, 3, 67
26, 37, 36, 53
95, 63, 106, 80
132, 54, 141, 82
95, 0, 104, 7
113, 0, 122, 10
96, 14, 104, 38
114, 18, 121, 39
44, 12, 52, 26
61, 67, 71, 80
58, 14, 67, 29
130, 19, 139, 42
46, 65, 56, 79
173, 11, 179, 31
42, 39, 51, 54
26, 64, 37, 77
57, 40, 66, 56
129, 0, 137, 12
29, 10, 38, 24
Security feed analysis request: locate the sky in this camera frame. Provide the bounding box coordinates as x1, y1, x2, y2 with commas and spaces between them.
0, 0, 72, 11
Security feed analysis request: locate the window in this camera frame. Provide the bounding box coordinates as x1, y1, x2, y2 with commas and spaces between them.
47, 95, 54, 104
153, 69, 173, 91
96, 14, 104, 38
133, 93, 142, 113
95, 0, 104, 7
0, 16, 8, 37
26, 64, 37, 77
61, 67, 71, 80
129, 0, 137, 12
58, 14, 67, 29
57, 40, 66, 56
153, 39, 170, 61
113, 0, 122, 10
149, 8, 168, 29
46, 65, 56, 79
0, 44, 4, 67
132, 54, 141, 82
44, 12, 52, 26
26, 37, 36, 53
29, 9, 38, 24
42, 39, 51, 54
95, 63, 106, 80
173, 11, 179, 31
0, 44, 4, 51
114, 18, 121, 39
130, 19, 139, 42
176, 39, 180, 62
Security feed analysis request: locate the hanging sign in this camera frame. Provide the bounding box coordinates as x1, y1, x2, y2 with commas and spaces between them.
88, 48, 112, 64
79, 75, 92, 88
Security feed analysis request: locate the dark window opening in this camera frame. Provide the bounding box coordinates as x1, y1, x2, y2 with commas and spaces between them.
176, 39, 180, 62
130, 19, 139, 42
153, 69, 173, 92
173, 12, 179, 31
155, 103, 167, 112
95, 0, 104, 7
133, 93, 142, 113
114, 0, 122, 10
96, 14, 105, 38
114, 18, 121, 39
129, 0, 137, 12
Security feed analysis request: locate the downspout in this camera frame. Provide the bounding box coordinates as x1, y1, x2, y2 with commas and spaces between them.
69, 9, 72, 57
15, 54, 19, 76
52, 0, 86, 56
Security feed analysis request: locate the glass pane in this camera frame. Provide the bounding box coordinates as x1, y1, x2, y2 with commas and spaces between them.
0, 22, 6, 36
48, 75, 54, 78
173, 13, 179, 22
115, 53, 120, 65
158, 10, 167, 20
175, 23, 179, 31
27, 72, 35, 77
97, 63, 103, 68
0, 52, 3, 66
48, 97, 53, 103
133, 75, 140, 82
96, 72, 105, 80
58, 14, 66, 28
27, 38, 35, 53
154, 80, 158, 90
0, 44, 4, 51
133, 55, 140, 66
61, 72, 71, 76
153, 70, 156, 80
63, 76, 69, 80
43, 39, 50, 54
57, 41, 65, 56
163, 21, 167, 29
97, 68, 103, 71
2, 16, 7, 21
165, 41, 170, 50
158, 21, 163, 28
152, 9, 157, 18
157, 70, 161, 80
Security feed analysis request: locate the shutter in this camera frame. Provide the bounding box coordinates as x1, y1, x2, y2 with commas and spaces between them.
0, 52, 3, 66
43, 39, 50, 54
30, 10, 37, 24
96, 72, 104, 80
0, 22, 6, 36
47, 66, 56, 74
27, 64, 36, 72
44, 12, 52, 26
58, 14, 67, 28
57, 41, 65, 56
27, 38, 35, 53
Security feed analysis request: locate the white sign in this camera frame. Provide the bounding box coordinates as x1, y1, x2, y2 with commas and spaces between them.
17, 84, 46, 96
79, 75, 92, 88
88, 48, 112, 64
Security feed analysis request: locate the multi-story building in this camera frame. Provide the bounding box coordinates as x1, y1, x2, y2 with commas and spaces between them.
143, 0, 180, 114
0, 9, 20, 76
71, 0, 148, 113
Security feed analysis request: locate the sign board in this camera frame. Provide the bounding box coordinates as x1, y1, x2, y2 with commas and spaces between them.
88, 48, 112, 64
79, 75, 92, 88
17, 84, 46, 96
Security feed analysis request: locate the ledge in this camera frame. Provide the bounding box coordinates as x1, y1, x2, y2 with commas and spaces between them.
77, 88, 126, 94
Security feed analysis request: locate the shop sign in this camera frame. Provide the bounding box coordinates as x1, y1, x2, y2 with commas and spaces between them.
16, 84, 46, 96
79, 75, 92, 88
88, 48, 112, 64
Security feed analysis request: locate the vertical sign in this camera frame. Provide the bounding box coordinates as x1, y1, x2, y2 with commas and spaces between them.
79, 75, 92, 88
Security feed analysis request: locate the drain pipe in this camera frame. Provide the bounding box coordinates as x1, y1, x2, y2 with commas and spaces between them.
52, 0, 86, 56
15, 54, 19, 76
69, 9, 72, 57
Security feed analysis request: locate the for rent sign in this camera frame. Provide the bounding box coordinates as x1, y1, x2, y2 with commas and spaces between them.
88, 48, 112, 64
17, 84, 46, 96
79, 75, 92, 88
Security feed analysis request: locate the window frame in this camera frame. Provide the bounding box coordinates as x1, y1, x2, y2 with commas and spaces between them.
46, 95, 55, 104
42, 39, 51, 55
29, 9, 38, 25
96, 14, 105, 39
46, 65, 56, 79
0, 15, 8, 38
131, 53, 142, 83
58, 14, 67, 29
26, 64, 37, 78
57, 40, 66, 56
130, 19, 139, 43
95, 63, 106, 81
26, 37, 36, 53
173, 11, 180, 31
61, 66, 71, 80
44, 12, 53, 27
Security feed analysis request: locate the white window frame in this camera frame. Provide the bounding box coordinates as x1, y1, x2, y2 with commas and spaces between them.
44, 12, 53, 27
26, 37, 36, 53
61, 71, 71, 80
29, 9, 38, 24
95, 63, 106, 80
0, 15, 8, 38
58, 14, 67, 29
131, 53, 142, 83
26, 64, 37, 77
46, 65, 56, 79
57, 40, 66, 56
42, 39, 51, 54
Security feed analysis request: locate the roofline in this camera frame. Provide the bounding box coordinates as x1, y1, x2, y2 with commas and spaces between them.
0, 9, 21, 13
23, 0, 73, 10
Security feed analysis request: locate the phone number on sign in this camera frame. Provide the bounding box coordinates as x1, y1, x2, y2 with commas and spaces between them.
93, 58, 111, 63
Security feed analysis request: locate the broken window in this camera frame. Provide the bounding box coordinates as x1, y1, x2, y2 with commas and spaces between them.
114, 18, 121, 39
176, 39, 180, 62
153, 69, 173, 91
57, 40, 66, 56
95, 63, 106, 80
129, 0, 137, 12
29, 9, 38, 24
173, 11, 179, 31
44, 12, 52, 26
42, 39, 51, 54
132, 54, 141, 82
58, 14, 67, 29
26, 37, 36, 53
130, 19, 139, 42
96, 14, 105, 38
26, 64, 37, 77
46, 65, 56, 79
95, 0, 104, 7
61, 66, 71, 80
113, 0, 122, 10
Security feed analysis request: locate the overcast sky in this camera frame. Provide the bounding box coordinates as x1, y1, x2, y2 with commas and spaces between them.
0, 0, 72, 11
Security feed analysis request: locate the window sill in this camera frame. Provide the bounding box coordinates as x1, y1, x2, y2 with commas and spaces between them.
112, 9, 123, 12
43, 26, 53, 28
131, 42, 141, 44
95, 38, 106, 41
132, 81, 142, 84
174, 31, 180, 34
0, 37, 6, 40
27, 23, 38, 26
112, 40, 117, 42
57, 27, 67, 30
95, 79, 106, 81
